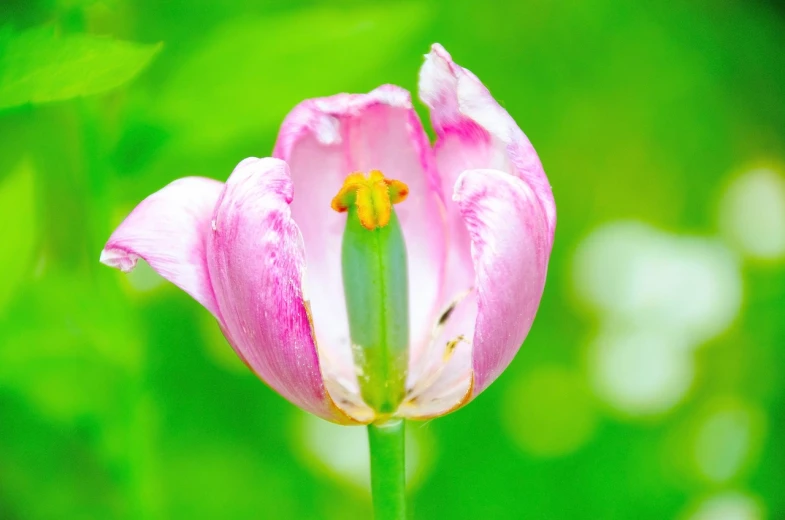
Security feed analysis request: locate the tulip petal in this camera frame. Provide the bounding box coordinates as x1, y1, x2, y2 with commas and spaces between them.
455, 169, 550, 394
419, 43, 556, 308
419, 43, 555, 235
273, 85, 447, 398
403, 44, 554, 417
402, 169, 550, 417
100, 176, 223, 317
206, 157, 365, 424
398, 289, 475, 418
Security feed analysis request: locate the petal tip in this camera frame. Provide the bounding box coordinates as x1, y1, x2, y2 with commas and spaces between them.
428, 43, 452, 62
229, 156, 294, 204
370, 84, 413, 109
99, 246, 138, 273
451, 168, 486, 202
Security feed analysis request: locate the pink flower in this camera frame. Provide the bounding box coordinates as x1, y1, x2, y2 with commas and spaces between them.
101, 44, 555, 424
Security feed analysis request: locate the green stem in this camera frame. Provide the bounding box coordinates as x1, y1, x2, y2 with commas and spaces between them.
368, 420, 406, 520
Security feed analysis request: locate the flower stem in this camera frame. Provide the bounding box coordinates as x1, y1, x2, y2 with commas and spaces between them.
367, 419, 406, 520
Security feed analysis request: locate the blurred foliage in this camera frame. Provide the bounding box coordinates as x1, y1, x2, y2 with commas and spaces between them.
0, 26, 161, 110
1, 0, 784, 519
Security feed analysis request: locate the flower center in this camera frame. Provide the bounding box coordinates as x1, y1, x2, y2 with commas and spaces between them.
330, 170, 409, 230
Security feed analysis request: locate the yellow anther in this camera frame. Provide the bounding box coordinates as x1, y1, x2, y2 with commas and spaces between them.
331, 170, 409, 230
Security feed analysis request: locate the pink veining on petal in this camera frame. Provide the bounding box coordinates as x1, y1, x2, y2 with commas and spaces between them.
404, 45, 555, 415
273, 85, 448, 403
419, 43, 555, 305
102, 46, 554, 424
421, 43, 555, 238
100, 176, 223, 318
402, 169, 550, 417
455, 169, 550, 394
205, 157, 359, 424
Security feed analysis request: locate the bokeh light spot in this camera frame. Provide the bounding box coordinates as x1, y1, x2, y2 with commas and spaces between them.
588, 325, 694, 417
691, 399, 766, 484
719, 167, 785, 261
683, 491, 764, 520
573, 222, 746, 418
573, 221, 742, 346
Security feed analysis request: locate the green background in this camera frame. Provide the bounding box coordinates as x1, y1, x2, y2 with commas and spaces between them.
1, 0, 784, 518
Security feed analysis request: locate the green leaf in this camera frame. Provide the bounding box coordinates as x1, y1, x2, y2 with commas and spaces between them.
0, 26, 162, 110
0, 158, 36, 311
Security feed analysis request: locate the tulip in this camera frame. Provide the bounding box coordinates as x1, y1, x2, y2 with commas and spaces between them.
101, 44, 555, 519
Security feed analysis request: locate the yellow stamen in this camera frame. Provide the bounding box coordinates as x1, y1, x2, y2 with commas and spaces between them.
330, 170, 409, 230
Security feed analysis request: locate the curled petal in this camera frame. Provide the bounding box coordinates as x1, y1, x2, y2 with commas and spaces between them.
403, 44, 555, 415
402, 170, 550, 416
455, 169, 550, 394
419, 43, 555, 237
206, 157, 358, 423
419, 43, 556, 322
273, 85, 447, 400
100, 177, 223, 318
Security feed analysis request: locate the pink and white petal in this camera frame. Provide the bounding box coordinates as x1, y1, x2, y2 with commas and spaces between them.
398, 289, 475, 419
419, 44, 556, 304
402, 169, 550, 416
206, 157, 366, 424
455, 169, 550, 395
100, 176, 223, 318
273, 85, 447, 394
420, 44, 555, 234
